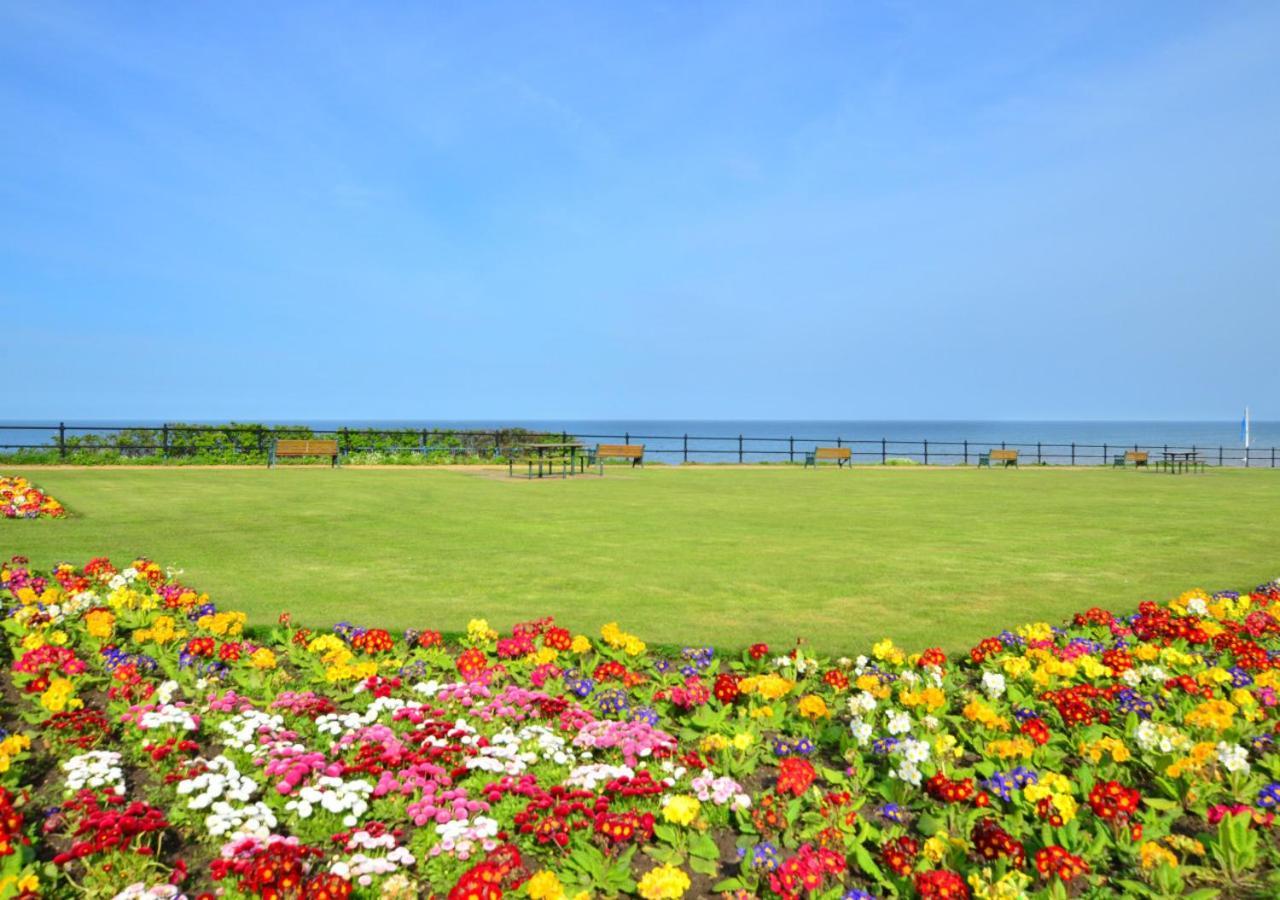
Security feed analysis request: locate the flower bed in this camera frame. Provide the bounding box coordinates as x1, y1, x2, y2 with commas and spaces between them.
2, 557, 1280, 898
0, 477, 65, 519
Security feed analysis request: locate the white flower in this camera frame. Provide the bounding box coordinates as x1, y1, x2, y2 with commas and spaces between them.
849, 718, 872, 745
886, 710, 911, 735
981, 672, 1006, 699
138, 703, 198, 732
899, 738, 931, 764
1187, 597, 1209, 616
892, 760, 922, 786
1216, 742, 1250, 774
64, 751, 126, 794
565, 763, 635, 790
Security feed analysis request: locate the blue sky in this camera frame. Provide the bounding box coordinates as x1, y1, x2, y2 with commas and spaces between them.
3, 1, 1278, 421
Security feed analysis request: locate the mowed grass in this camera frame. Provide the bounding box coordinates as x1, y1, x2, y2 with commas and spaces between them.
3, 466, 1279, 654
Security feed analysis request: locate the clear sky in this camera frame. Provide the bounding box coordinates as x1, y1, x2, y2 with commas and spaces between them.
3, 1, 1278, 421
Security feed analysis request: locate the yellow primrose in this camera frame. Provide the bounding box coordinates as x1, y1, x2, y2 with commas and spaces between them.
796, 694, 831, 719
1140, 841, 1178, 870
467, 618, 498, 644
526, 871, 566, 900
986, 738, 1035, 760
661, 795, 701, 826
250, 648, 278, 670
1001, 656, 1031, 678
636, 865, 691, 900
570, 635, 592, 653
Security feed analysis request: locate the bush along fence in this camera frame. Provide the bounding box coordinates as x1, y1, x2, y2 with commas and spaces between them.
1, 423, 1277, 467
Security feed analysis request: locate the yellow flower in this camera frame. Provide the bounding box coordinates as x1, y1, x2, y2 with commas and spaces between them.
1001, 656, 1031, 678
731, 732, 754, 751
796, 694, 830, 720
250, 648, 278, 670
1017, 621, 1053, 641
623, 636, 647, 656
1079, 737, 1131, 764
963, 699, 1009, 732
0, 734, 32, 774
530, 647, 559, 666
967, 868, 1033, 900
872, 638, 905, 665
40, 677, 81, 713
0, 875, 39, 896
986, 738, 1034, 760
85, 609, 115, 639
636, 865, 691, 900
197, 610, 245, 636
526, 871, 566, 900
1140, 841, 1178, 870
749, 706, 774, 719
570, 635, 592, 653
739, 673, 794, 701
934, 734, 963, 760
700, 734, 729, 753
467, 618, 497, 644
662, 795, 701, 826
1185, 699, 1236, 732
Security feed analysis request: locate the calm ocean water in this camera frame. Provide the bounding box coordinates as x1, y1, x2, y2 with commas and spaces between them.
2, 420, 1276, 466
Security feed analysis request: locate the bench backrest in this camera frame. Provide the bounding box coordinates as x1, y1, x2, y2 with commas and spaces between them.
989, 449, 1019, 461
597, 444, 644, 459
814, 447, 851, 460
1125, 451, 1148, 462
275, 439, 339, 457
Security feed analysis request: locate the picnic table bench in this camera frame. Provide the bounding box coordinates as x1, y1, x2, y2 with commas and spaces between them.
509, 443, 586, 479
1113, 451, 1149, 468
590, 444, 645, 469
268, 439, 340, 468
804, 447, 852, 468
978, 449, 1019, 468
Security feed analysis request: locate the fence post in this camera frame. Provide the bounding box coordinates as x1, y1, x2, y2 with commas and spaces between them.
683, 434, 688, 463
1103, 443, 1107, 466
964, 440, 968, 465
343, 427, 350, 455
881, 438, 886, 465
1037, 441, 1042, 465
1219, 446, 1223, 467
625, 431, 630, 444
923, 439, 928, 465
1071, 442, 1075, 466
789, 435, 794, 463
738, 434, 743, 464
162, 424, 169, 459
58, 422, 66, 459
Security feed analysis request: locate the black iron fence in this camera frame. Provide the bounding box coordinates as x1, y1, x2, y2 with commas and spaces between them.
0, 423, 1276, 467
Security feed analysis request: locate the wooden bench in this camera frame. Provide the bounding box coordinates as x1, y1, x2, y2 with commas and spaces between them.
804, 446, 852, 468
978, 449, 1019, 468
592, 444, 644, 468
269, 439, 340, 468
1113, 450, 1149, 468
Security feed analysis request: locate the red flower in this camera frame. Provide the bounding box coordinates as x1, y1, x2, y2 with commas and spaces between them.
776, 758, 817, 796
915, 869, 970, 899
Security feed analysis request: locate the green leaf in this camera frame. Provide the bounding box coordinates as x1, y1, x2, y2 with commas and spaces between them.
689, 856, 719, 876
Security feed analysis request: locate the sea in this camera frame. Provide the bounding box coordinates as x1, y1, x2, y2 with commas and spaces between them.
2, 420, 1276, 466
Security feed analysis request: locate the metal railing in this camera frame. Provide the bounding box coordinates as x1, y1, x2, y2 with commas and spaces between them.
0, 423, 1275, 467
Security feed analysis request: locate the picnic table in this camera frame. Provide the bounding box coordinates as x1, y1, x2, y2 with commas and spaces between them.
509, 442, 587, 478
1158, 450, 1205, 474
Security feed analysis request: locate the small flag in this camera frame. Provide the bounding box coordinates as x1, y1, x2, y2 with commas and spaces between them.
1242, 407, 1250, 448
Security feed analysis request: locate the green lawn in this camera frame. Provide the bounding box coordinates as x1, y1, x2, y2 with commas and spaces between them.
3, 466, 1278, 654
